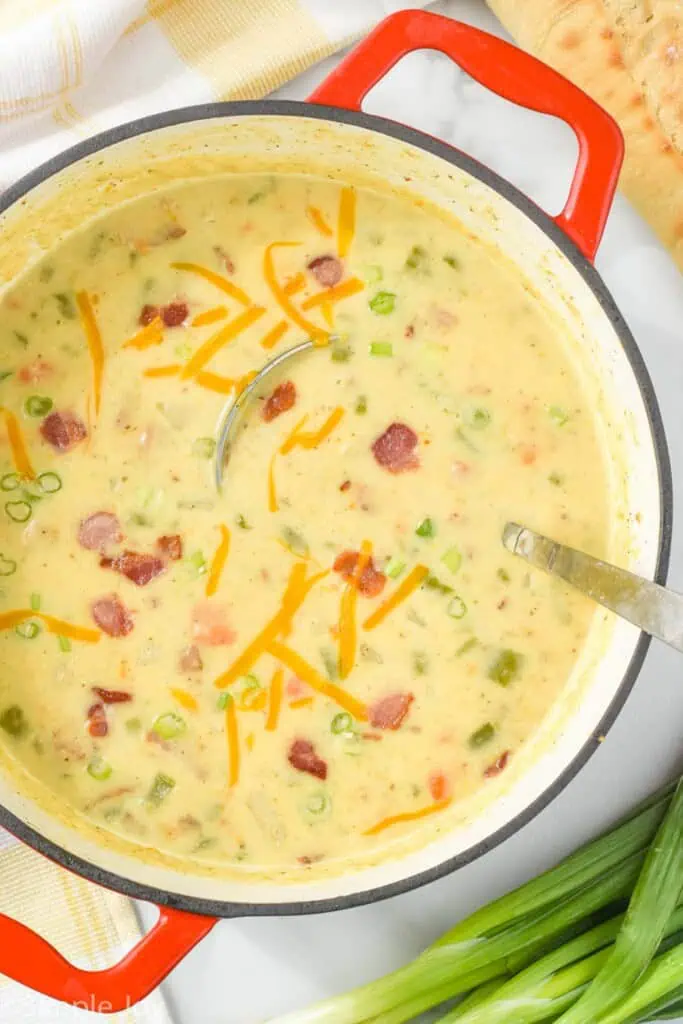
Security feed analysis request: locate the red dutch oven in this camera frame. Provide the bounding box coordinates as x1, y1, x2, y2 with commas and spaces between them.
0, 10, 671, 1013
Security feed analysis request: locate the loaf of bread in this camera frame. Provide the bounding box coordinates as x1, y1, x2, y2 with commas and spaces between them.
485, 0, 683, 270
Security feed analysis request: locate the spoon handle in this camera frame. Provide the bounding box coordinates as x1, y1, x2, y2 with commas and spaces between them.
503, 522, 683, 654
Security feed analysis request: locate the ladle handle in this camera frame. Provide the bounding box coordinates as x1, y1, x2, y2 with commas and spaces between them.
309, 9, 624, 261
0, 900, 217, 1012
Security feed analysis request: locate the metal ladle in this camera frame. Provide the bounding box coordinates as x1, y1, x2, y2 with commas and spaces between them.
213, 340, 314, 490
503, 522, 683, 654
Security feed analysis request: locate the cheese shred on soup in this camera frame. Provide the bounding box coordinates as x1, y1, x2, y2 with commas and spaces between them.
0, 174, 608, 876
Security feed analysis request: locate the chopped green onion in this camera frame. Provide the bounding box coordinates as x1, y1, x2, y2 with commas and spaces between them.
192, 436, 215, 459
125, 717, 142, 733
447, 595, 467, 619
549, 405, 570, 426
53, 292, 76, 319
37, 471, 62, 494
405, 245, 427, 270
443, 254, 461, 269
464, 406, 491, 430
415, 517, 435, 538
186, 550, 207, 577
331, 712, 353, 735
385, 556, 406, 579
331, 337, 353, 362
423, 574, 453, 595
5, 500, 31, 523
456, 636, 478, 657
29, 593, 41, 611
355, 395, 367, 415
0, 555, 17, 577
469, 722, 496, 748
0, 705, 28, 738
24, 395, 53, 418
441, 546, 462, 575
321, 647, 338, 681
0, 473, 19, 492
497, 567, 511, 582
15, 620, 40, 640
87, 755, 112, 781
488, 648, 523, 686
238, 674, 262, 708
369, 291, 396, 315
413, 651, 429, 676
57, 635, 71, 653
235, 513, 251, 530
363, 265, 383, 284
369, 341, 393, 357
151, 712, 186, 740
217, 692, 233, 710
147, 772, 176, 807
305, 791, 331, 817
281, 525, 309, 558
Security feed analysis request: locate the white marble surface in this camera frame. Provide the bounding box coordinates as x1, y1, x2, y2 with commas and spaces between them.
151, 2, 683, 1021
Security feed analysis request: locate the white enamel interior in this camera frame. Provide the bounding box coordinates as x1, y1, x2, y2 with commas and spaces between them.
0, 112, 666, 908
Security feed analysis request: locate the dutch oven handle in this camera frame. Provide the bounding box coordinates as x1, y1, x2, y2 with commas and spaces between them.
308, 9, 624, 262
0, 903, 217, 1011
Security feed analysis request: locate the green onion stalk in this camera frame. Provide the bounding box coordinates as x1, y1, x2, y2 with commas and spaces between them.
269, 785, 675, 1024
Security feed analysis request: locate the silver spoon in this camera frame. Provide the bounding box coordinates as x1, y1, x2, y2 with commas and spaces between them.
214, 340, 314, 490
503, 522, 683, 654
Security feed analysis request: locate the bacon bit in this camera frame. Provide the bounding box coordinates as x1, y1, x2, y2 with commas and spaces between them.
306, 206, 334, 238
170, 687, 199, 712
369, 692, 414, 731
520, 445, 538, 466
192, 600, 236, 646
484, 751, 511, 778
337, 186, 356, 258
404, 324, 415, 339
1, 407, 36, 478
40, 410, 87, 453
339, 479, 351, 492
266, 667, 284, 732
364, 798, 451, 836
179, 645, 203, 673
192, 306, 228, 328
333, 549, 387, 598
306, 255, 343, 288
87, 703, 108, 738
78, 511, 123, 552
161, 301, 189, 328
260, 320, 289, 350
205, 525, 231, 598
92, 687, 132, 704
139, 304, 160, 327
371, 422, 420, 474
18, 359, 53, 383
263, 242, 327, 344
90, 594, 134, 637
107, 551, 165, 587
76, 291, 105, 417
180, 305, 265, 380
363, 564, 429, 631
428, 771, 451, 802
288, 738, 327, 780
262, 380, 297, 423
157, 534, 183, 561
195, 369, 256, 396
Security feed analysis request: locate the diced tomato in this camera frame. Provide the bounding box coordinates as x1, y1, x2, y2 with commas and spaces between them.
428, 770, 451, 802
192, 601, 236, 646
18, 359, 53, 383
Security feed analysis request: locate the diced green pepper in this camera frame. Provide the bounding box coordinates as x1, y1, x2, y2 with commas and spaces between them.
385, 556, 406, 579
0, 705, 28, 738
469, 722, 496, 748
87, 755, 112, 781
488, 649, 523, 686
355, 395, 367, 415
441, 546, 462, 575
53, 292, 76, 319
147, 772, 176, 807
369, 341, 393, 357
192, 437, 215, 459
422, 574, 453, 595
415, 517, 435, 538
281, 526, 309, 558
405, 245, 428, 270
369, 291, 396, 315
549, 405, 569, 426
24, 395, 53, 418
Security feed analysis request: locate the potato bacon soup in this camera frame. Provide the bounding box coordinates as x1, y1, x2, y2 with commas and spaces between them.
0, 173, 608, 876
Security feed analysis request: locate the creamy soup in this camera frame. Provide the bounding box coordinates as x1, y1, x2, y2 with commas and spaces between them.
0, 173, 608, 876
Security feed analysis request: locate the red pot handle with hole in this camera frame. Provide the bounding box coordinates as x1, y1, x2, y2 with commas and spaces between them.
0, 902, 217, 1012
309, 9, 624, 262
